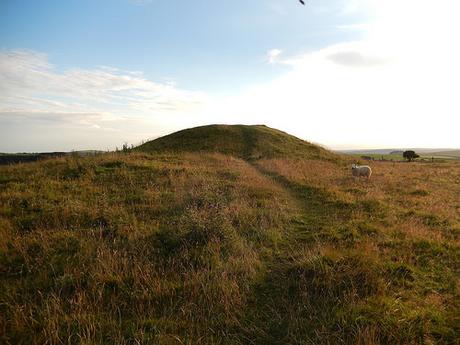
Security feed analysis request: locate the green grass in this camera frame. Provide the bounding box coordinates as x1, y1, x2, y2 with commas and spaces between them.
135, 124, 338, 161
1, 125, 459, 344
351, 153, 407, 161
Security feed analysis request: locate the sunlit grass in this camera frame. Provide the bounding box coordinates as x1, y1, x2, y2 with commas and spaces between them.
0, 151, 458, 344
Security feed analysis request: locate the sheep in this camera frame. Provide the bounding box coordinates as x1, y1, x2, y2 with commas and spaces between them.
351, 164, 372, 179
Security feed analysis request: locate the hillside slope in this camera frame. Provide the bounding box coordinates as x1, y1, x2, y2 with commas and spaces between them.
428, 150, 460, 159
1, 127, 459, 344
136, 124, 337, 160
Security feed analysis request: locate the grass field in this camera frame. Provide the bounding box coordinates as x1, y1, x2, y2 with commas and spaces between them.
350, 153, 460, 162
351, 153, 407, 161
1, 126, 459, 344
429, 150, 460, 159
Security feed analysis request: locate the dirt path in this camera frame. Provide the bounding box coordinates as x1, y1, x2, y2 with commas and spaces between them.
252, 162, 351, 244
235, 161, 353, 344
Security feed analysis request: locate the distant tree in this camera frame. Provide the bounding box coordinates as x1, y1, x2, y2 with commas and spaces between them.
403, 150, 419, 162
122, 142, 130, 153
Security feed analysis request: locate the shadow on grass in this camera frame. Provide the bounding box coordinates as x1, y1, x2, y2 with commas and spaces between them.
250, 162, 354, 243
232, 162, 361, 343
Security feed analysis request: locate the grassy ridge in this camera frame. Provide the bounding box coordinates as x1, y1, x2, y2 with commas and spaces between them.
1, 125, 459, 344
136, 125, 337, 161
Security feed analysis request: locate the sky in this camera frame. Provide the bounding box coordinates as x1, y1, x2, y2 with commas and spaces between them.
1, 0, 459, 152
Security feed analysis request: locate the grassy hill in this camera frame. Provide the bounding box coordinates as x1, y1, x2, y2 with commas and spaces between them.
1, 125, 459, 344
136, 124, 337, 161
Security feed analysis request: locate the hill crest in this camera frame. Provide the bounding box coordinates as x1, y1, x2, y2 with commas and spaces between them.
136, 124, 337, 160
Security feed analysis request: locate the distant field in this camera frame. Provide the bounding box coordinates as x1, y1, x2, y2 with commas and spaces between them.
351, 153, 406, 161
351, 153, 460, 162
429, 150, 460, 159
0, 151, 104, 165
0, 153, 66, 165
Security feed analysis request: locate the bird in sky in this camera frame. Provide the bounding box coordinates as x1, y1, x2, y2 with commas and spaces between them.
299, 0, 305, 5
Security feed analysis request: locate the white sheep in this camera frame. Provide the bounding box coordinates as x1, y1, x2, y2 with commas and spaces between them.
351, 164, 372, 179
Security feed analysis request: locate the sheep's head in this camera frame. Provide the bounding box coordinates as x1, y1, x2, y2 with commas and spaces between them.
351, 164, 357, 169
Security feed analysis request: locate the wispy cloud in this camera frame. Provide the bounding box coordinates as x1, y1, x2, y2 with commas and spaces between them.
274, 42, 392, 68
0, 49, 208, 151
0, 49, 207, 131
204, 1, 460, 149
266, 49, 283, 64
336, 23, 370, 32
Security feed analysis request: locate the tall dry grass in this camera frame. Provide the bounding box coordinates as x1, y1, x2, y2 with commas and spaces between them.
0, 153, 458, 344
255, 158, 459, 343
0, 153, 295, 344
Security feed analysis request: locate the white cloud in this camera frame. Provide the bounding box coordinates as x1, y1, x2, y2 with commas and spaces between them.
326, 50, 389, 68
0, 50, 207, 133
0, 51, 204, 110
266, 49, 283, 64
201, 0, 460, 149
336, 23, 370, 32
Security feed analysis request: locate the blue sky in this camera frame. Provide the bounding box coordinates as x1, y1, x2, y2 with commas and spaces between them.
1, 0, 459, 151
1, 0, 363, 92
